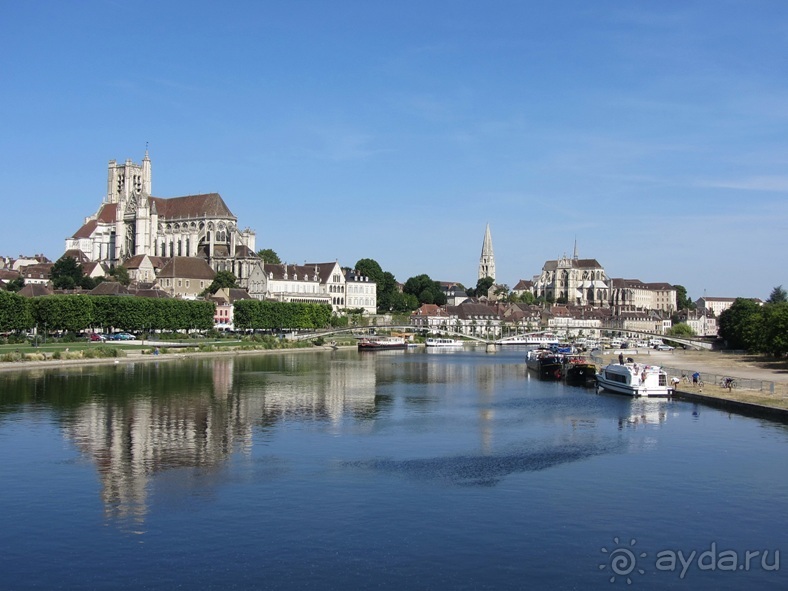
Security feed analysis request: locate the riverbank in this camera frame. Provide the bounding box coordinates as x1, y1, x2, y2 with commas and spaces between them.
0, 342, 350, 373
597, 347, 788, 414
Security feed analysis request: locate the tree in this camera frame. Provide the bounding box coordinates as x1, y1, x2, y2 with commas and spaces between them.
0, 291, 33, 331
767, 285, 787, 304
108, 265, 130, 286
468, 276, 494, 298
761, 302, 788, 357
389, 290, 419, 312
50, 256, 84, 290
674, 285, 695, 310
354, 258, 384, 285
403, 274, 446, 306
206, 271, 238, 294
718, 298, 763, 350
6, 276, 24, 292
667, 323, 695, 337
257, 249, 281, 264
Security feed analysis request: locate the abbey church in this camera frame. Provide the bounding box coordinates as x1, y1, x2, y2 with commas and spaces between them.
65, 152, 258, 284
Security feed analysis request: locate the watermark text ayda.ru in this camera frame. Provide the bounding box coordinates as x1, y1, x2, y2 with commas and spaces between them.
600, 537, 780, 583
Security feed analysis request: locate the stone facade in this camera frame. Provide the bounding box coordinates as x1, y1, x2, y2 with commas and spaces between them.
478, 223, 496, 281
65, 152, 258, 286
533, 254, 609, 307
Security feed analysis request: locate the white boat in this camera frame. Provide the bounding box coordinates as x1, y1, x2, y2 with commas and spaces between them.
425, 338, 464, 348
596, 362, 672, 397
498, 334, 560, 346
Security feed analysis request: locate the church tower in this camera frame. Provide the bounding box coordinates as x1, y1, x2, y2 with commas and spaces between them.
478, 223, 496, 281
106, 150, 154, 261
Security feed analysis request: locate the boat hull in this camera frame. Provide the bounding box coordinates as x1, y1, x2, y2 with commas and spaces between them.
526, 356, 564, 379
358, 342, 408, 351
564, 363, 597, 385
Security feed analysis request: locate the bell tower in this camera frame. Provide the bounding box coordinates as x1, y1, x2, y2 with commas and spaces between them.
106, 150, 153, 260
478, 223, 496, 281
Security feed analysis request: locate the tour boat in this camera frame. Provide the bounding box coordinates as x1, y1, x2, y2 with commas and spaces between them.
525, 348, 564, 379
596, 362, 672, 397
357, 336, 408, 351
499, 334, 560, 346
425, 338, 464, 348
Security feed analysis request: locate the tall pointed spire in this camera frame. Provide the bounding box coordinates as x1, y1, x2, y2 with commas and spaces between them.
573, 237, 578, 260
478, 223, 496, 281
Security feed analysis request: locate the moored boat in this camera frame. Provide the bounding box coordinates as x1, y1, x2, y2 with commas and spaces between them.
562, 355, 597, 386
525, 348, 564, 379
425, 337, 464, 348
596, 362, 672, 397
357, 336, 408, 351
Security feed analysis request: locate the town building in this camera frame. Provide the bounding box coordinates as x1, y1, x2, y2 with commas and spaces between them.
210, 288, 253, 331
410, 303, 454, 332
154, 257, 216, 299
609, 279, 677, 314
247, 261, 378, 314
675, 310, 718, 337
21, 263, 54, 286
446, 300, 502, 338
64, 152, 259, 285
694, 296, 737, 317
344, 268, 377, 315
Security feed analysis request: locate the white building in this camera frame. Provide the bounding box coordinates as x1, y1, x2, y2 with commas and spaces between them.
694, 296, 737, 317
344, 269, 377, 315
609, 279, 677, 313
247, 262, 332, 307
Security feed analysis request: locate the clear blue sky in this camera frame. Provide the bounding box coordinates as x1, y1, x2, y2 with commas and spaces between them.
2, 0, 786, 300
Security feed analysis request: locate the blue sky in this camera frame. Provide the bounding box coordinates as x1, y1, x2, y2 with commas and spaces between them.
2, 0, 786, 300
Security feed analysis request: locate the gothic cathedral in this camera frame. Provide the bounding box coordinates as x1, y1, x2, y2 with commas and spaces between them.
65, 152, 259, 284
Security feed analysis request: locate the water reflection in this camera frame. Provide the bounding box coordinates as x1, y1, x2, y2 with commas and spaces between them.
0, 350, 678, 528
64, 358, 255, 524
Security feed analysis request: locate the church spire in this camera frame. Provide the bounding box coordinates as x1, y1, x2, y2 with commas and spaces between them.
478, 223, 496, 282
573, 237, 578, 260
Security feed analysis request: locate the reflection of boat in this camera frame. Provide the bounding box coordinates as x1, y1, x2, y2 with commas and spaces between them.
525, 349, 563, 379
596, 363, 672, 397
425, 338, 464, 348
357, 336, 408, 351
562, 355, 597, 386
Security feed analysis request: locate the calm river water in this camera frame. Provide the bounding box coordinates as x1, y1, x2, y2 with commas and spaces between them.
0, 347, 785, 590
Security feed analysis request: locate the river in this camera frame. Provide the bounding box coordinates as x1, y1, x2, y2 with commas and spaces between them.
0, 347, 785, 590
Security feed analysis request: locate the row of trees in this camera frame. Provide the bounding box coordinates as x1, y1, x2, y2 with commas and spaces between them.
0, 292, 214, 333
234, 301, 333, 331
718, 286, 788, 356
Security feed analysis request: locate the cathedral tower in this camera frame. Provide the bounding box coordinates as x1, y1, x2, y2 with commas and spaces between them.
478, 223, 496, 281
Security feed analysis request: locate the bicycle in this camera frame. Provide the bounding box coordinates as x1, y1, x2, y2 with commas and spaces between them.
719, 377, 736, 390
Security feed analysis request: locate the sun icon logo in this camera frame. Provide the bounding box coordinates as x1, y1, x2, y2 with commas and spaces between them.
599, 537, 647, 584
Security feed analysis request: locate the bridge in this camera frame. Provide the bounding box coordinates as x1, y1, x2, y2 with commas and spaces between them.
289, 325, 716, 351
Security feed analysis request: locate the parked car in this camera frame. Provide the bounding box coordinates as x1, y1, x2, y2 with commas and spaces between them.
89, 333, 106, 342
109, 332, 135, 341
655, 344, 674, 351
